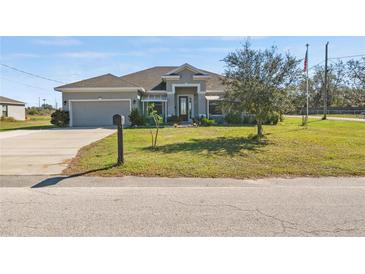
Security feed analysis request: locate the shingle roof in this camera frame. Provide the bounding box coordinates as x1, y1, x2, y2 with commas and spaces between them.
54, 73, 139, 90
55, 66, 225, 91
0, 96, 25, 105
119, 66, 176, 91
120, 66, 225, 91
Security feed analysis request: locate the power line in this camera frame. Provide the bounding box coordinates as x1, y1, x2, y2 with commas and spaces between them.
0, 63, 65, 84
0, 75, 50, 92
308, 53, 365, 70
329, 54, 365, 60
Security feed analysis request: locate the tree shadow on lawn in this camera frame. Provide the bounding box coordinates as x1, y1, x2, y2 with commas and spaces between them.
147, 135, 268, 157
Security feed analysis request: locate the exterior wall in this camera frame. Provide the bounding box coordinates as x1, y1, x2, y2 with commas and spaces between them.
62, 90, 140, 111
165, 69, 207, 118
197, 93, 207, 117
6, 104, 25, 120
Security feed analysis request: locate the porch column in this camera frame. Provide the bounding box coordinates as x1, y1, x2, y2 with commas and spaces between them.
164, 101, 167, 122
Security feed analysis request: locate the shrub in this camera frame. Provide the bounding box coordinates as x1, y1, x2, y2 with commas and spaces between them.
264, 112, 280, 125
128, 108, 146, 126
167, 115, 181, 124
200, 117, 216, 126
240, 113, 280, 125
224, 112, 242, 124
0, 116, 17, 122
51, 110, 69, 127
242, 115, 256, 124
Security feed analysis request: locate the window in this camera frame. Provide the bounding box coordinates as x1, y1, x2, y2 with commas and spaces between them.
209, 101, 222, 115
148, 102, 163, 116
1, 104, 8, 117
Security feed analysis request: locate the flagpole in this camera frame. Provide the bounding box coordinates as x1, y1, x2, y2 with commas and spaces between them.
305, 44, 309, 122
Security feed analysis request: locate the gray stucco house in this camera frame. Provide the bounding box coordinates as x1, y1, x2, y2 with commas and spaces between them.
55, 63, 225, 127
0, 96, 26, 120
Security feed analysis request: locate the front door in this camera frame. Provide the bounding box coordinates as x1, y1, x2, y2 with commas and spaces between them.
179, 96, 188, 121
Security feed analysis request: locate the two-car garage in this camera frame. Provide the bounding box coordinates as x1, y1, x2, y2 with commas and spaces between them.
54, 73, 142, 127
70, 100, 131, 127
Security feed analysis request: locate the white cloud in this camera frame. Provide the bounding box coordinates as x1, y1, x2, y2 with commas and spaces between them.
0, 53, 41, 60
58, 51, 119, 58
33, 37, 82, 46
176, 47, 236, 54
57, 48, 172, 59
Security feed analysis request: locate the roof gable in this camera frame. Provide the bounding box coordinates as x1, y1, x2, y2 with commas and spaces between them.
164, 63, 207, 76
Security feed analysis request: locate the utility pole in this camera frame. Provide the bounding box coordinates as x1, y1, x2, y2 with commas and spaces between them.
38, 97, 41, 108
323, 42, 329, 120
305, 44, 309, 124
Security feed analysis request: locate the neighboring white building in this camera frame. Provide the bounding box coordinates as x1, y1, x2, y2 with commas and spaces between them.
0, 96, 26, 120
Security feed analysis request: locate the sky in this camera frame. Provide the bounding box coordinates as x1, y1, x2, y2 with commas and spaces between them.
1, 36, 364, 107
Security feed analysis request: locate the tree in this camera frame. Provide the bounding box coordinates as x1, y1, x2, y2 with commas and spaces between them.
347, 57, 365, 89
303, 62, 346, 108
347, 58, 365, 106
222, 41, 300, 138
147, 103, 162, 149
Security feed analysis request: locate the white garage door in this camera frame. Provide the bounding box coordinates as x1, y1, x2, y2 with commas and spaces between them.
71, 100, 130, 127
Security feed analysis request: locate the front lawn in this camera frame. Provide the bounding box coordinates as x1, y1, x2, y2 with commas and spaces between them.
324, 114, 364, 119
65, 118, 365, 178
0, 115, 54, 131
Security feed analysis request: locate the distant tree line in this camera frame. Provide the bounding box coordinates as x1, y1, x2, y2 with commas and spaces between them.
26, 104, 55, 116
290, 57, 365, 113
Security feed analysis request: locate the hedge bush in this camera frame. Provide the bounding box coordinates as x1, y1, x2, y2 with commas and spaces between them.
51, 110, 69, 127
128, 108, 146, 126
224, 112, 242, 124
200, 117, 216, 126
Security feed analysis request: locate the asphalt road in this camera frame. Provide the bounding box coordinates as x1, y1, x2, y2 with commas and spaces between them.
1, 176, 365, 236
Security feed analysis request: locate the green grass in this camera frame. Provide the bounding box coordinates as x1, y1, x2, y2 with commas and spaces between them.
324, 114, 364, 119
0, 115, 54, 131
65, 118, 365, 178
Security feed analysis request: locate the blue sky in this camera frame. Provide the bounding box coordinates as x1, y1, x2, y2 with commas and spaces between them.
1, 36, 364, 107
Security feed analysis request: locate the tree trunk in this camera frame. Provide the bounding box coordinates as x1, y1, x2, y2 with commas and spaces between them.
257, 121, 263, 138
154, 125, 159, 148
150, 129, 154, 148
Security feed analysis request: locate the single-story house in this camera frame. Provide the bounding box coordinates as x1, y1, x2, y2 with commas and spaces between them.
0, 96, 26, 120
54, 63, 225, 127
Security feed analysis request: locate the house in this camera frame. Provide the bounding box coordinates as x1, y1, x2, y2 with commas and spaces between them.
0, 96, 26, 120
54, 63, 225, 127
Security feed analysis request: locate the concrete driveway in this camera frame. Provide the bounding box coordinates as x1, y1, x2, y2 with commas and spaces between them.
0, 128, 115, 175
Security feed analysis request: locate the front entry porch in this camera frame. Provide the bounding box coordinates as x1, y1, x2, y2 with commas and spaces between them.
174, 86, 198, 122
177, 94, 194, 122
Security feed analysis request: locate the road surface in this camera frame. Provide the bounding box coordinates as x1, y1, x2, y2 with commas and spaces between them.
1, 176, 364, 236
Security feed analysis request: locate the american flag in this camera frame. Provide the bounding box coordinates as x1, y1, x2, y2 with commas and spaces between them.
304, 47, 308, 72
